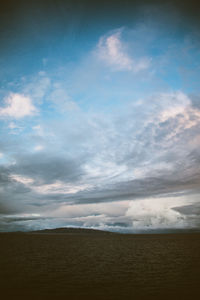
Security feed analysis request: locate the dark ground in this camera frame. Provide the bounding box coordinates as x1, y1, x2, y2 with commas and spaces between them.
0, 229, 200, 300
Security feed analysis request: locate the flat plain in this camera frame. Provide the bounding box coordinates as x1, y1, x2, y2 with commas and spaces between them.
0, 229, 200, 300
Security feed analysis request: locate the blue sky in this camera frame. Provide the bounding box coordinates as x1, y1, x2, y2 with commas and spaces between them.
0, 0, 200, 232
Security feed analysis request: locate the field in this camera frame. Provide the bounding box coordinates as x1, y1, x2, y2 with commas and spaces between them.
0, 229, 200, 300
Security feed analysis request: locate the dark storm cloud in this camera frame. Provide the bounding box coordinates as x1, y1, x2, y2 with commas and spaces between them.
0, 150, 86, 215
0, 215, 49, 223
0, 166, 32, 214
0, 214, 53, 232
0, 166, 30, 194
66, 171, 200, 205
0, 160, 85, 215
0, 203, 16, 215
173, 203, 200, 216
27, 144, 200, 207
11, 153, 84, 184
172, 202, 200, 228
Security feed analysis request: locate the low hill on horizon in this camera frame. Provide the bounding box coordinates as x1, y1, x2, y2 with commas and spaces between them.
29, 227, 200, 235
30, 227, 116, 235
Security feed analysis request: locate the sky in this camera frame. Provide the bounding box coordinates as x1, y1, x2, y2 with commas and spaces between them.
0, 0, 200, 232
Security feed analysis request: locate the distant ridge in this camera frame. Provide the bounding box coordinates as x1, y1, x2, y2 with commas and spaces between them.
30, 227, 116, 235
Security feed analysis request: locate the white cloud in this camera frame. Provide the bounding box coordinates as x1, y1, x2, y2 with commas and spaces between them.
10, 173, 91, 196
126, 197, 191, 230
0, 93, 37, 119
34, 145, 44, 152
52, 201, 129, 219
33, 181, 91, 195
96, 30, 150, 72
150, 91, 200, 142
10, 174, 34, 185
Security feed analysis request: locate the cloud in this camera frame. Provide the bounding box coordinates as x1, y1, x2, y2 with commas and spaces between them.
0, 93, 37, 119
52, 201, 129, 219
96, 29, 151, 72
10, 153, 85, 185
49, 84, 79, 112
0, 2, 200, 233
126, 197, 188, 230
173, 202, 200, 228
21, 72, 51, 104
34, 145, 44, 152
0, 90, 200, 231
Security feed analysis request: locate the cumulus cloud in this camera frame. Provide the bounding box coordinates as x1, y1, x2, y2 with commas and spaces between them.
126, 197, 188, 230
0, 93, 37, 119
96, 30, 151, 72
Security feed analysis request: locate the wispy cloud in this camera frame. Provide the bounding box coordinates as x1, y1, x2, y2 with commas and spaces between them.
96, 29, 151, 72
49, 83, 79, 112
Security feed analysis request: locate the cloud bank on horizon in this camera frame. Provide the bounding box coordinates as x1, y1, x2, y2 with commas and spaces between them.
0, 0, 200, 232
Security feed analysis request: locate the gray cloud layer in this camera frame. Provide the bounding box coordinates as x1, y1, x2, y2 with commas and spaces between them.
0, 91, 200, 231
